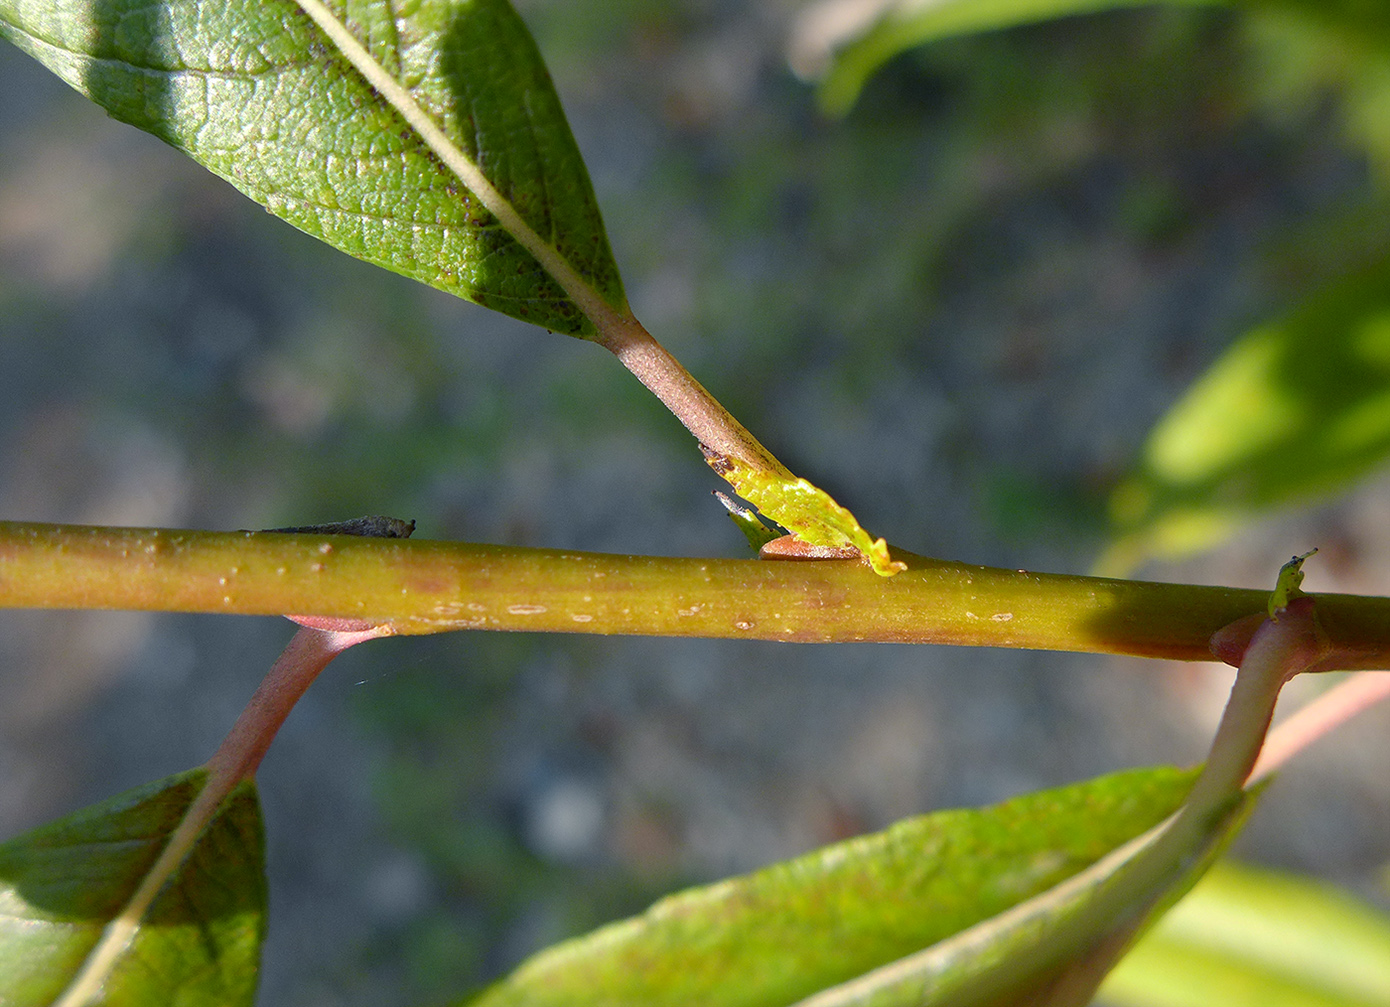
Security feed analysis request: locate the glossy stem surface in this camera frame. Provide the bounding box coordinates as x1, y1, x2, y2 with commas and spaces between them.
3, 521, 1390, 664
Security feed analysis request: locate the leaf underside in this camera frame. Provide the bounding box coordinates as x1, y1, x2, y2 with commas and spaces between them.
0, 769, 266, 1007
467, 765, 1200, 1007
0, 0, 626, 335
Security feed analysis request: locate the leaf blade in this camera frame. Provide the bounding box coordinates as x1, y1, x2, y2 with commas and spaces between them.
791, 0, 1225, 116
466, 766, 1199, 1007
0, 0, 625, 335
1100, 859, 1390, 1007
1100, 255, 1390, 573
787, 786, 1255, 1007
0, 769, 267, 1007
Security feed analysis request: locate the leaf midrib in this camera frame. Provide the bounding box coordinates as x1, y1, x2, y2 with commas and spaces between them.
292, 0, 626, 335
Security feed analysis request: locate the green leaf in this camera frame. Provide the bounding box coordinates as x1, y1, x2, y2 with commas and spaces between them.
0, 769, 266, 1007
0, 0, 905, 573
1100, 859, 1390, 1007
1099, 255, 1390, 574
1241, 5, 1390, 185
465, 766, 1199, 1007
0, 0, 626, 336
795, 788, 1257, 1007
791, 0, 1223, 116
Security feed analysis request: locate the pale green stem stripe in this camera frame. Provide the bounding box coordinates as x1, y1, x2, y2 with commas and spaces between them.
4, 521, 1390, 662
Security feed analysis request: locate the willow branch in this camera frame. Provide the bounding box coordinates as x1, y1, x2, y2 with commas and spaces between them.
3, 521, 1390, 663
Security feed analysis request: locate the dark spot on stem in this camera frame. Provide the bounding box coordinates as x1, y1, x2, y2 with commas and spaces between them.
259, 516, 416, 538
701, 444, 733, 476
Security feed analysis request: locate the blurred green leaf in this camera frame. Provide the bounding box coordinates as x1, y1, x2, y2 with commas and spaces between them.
1099, 256, 1390, 573
465, 766, 1200, 1007
791, 0, 1222, 116
1245, 0, 1390, 50
1242, 5, 1390, 184
0, 0, 625, 335
1099, 859, 1390, 1007
0, 769, 266, 1007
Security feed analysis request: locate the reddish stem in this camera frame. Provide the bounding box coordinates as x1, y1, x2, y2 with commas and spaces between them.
599, 315, 792, 477
1253, 670, 1390, 781
54, 621, 387, 1007
205, 623, 388, 784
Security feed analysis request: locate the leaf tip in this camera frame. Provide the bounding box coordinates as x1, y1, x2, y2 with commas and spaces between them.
866, 537, 906, 577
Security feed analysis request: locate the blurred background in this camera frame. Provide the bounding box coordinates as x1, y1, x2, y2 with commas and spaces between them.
2, 0, 1390, 1003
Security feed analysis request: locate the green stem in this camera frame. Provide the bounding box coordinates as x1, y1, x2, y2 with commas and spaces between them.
2, 520, 1389, 663
1021, 598, 1330, 1006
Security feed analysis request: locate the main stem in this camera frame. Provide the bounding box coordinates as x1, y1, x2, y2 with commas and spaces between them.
3, 521, 1390, 665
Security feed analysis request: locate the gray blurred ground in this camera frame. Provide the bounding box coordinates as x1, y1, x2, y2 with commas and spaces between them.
2, 3, 1389, 1005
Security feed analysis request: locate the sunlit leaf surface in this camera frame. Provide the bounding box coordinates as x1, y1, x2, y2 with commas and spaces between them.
0, 0, 625, 335
1100, 256, 1390, 573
